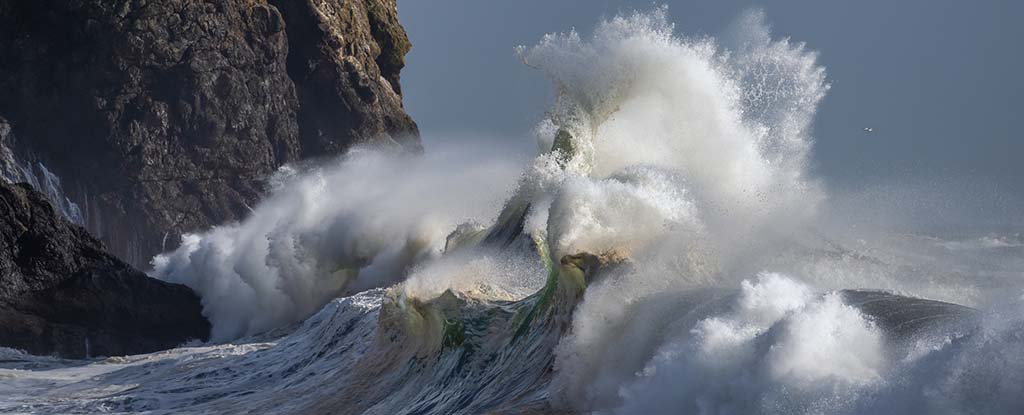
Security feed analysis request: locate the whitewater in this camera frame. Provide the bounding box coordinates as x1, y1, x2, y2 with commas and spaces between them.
3, 8, 1023, 415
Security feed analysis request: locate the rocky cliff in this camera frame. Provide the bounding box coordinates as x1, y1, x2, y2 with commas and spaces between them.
0, 0, 419, 266
0, 180, 210, 358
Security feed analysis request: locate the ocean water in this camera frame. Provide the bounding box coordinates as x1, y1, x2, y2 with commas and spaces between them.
2, 8, 1022, 415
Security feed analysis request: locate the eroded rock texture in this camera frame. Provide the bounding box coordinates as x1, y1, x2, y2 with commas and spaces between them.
0, 181, 210, 358
0, 0, 419, 266
272, 0, 419, 157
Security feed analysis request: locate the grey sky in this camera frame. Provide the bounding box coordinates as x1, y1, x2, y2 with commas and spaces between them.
397, 1, 1022, 200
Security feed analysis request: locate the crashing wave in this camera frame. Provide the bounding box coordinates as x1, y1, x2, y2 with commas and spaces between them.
4, 7, 1024, 415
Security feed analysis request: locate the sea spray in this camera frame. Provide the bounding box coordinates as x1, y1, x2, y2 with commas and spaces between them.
616, 274, 887, 415
151, 143, 524, 340
45, 6, 1020, 414
512, 8, 831, 410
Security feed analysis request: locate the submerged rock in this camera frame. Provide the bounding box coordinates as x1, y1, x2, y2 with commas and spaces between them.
0, 181, 209, 358
0, 0, 419, 266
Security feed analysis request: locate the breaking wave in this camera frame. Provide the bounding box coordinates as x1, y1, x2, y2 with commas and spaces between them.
5, 7, 1023, 415
150, 144, 525, 340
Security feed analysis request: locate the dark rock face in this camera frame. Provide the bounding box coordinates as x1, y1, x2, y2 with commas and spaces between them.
272, 0, 420, 157
0, 0, 418, 266
0, 181, 210, 358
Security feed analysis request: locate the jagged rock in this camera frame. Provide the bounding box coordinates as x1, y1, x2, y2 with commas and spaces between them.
0, 180, 210, 358
0, 116, 22, 186
271, 0, 420, 156
0, 0, 419, 266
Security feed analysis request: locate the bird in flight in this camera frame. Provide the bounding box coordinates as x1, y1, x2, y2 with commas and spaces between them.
863, 127, 874, 133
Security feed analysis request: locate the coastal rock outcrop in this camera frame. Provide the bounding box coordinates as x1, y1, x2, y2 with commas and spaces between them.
0, 181, 210, 358
0, 0, 419, 266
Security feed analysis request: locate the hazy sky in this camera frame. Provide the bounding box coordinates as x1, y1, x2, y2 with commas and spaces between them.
398, 1, 1022, 199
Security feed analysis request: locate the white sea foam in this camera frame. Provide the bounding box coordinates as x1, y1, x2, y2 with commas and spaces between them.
521, 8, 1023, 414
611, 274, 884, 415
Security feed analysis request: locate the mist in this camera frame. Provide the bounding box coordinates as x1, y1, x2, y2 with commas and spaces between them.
151, 141, 528, 340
